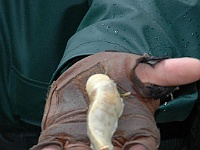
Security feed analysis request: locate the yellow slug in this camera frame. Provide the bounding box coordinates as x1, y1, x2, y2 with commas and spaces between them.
86, 74, 124, 150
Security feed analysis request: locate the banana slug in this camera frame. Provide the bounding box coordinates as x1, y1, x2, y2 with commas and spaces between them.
86, 74, 124, 150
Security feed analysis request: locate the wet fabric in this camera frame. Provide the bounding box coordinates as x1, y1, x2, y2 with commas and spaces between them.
0, 0, 88, 130
0, 0, 199, 130
55, 0, 200, 123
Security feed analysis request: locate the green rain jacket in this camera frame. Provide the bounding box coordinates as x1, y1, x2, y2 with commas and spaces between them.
0, 0, 199, 130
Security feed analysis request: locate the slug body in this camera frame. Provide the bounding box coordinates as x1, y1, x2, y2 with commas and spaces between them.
86, 74, 124, 150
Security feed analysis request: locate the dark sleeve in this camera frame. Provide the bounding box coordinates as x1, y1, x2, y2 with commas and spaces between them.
52, 0, 200, 123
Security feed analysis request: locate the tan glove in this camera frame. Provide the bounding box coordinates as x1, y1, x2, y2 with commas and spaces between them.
31, 52, 176, 150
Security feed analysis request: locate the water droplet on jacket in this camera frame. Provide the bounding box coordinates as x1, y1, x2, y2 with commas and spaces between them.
101, 23, 105, 26
113, 3, 116, 6
154, 37, 160, 40
106, 26, 110, 30
114, 30, 119, 33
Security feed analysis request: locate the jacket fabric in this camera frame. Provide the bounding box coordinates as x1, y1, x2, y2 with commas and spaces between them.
0, 0, 199, 130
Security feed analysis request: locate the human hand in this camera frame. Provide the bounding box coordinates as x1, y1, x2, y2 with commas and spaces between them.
31, 52, 200, 150
135, 56, 200, 86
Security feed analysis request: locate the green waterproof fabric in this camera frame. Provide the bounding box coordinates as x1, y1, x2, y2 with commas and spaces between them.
55, 0, 200, 123
0, 0, 88, 130
0, 0, 199, 130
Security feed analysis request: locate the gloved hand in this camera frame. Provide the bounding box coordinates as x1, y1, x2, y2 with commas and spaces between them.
31, 52, 176, 150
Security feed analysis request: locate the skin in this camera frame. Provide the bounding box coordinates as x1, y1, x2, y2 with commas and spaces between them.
43, 57, 200, 150
41, 145, 61, 150
135, 57, 200, 86
129, 145, 147, 150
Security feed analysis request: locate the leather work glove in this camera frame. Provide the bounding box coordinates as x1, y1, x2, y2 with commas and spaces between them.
31, 52, 177, 150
